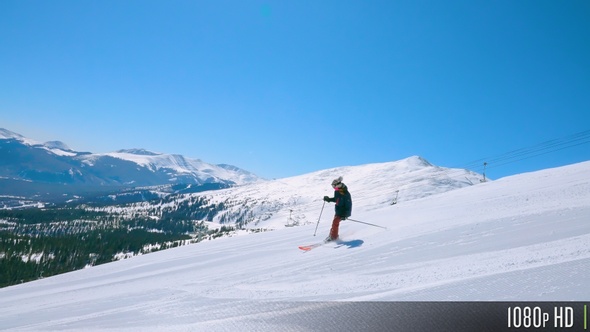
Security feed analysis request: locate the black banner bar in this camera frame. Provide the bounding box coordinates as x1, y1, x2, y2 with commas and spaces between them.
245, 302, 589, 332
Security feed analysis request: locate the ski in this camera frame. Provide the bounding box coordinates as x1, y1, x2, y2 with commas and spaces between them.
298, 243, 324, 251
298, 238, 340, 251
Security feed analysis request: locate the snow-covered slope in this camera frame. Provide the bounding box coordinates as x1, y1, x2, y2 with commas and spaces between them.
0, 161, 588, 330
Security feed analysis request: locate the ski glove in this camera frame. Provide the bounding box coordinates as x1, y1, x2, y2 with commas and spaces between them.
323, 196, 330, 202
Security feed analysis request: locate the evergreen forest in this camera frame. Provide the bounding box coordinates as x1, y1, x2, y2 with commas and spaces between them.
0, 205, 242, 288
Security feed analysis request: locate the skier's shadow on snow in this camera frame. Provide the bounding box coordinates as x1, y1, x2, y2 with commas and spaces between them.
335, 239, 364, 249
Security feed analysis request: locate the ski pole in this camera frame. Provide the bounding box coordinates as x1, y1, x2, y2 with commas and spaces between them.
313, 201, 326, 236
346, 218, 387, 230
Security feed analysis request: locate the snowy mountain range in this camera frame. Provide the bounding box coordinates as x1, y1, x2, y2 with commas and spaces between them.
1, 159, 588, 330
95, 155, 485, 229
0, 128, 261, 200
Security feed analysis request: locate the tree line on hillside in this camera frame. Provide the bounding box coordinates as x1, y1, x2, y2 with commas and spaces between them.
0, 228, 192, 287
0, 205, 247, 288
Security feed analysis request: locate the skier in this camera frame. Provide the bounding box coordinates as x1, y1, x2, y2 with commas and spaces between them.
323, 176, 352, 242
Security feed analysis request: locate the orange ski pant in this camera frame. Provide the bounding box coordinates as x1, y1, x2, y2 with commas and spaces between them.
329, 215, 342, 240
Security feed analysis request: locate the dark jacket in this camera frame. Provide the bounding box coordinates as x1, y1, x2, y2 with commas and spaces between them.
327, 188, 352, 218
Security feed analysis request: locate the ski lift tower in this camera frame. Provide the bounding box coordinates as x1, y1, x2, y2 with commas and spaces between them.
481, 162, 488, 182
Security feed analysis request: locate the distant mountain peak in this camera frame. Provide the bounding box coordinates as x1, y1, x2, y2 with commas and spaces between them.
0, 128, 44, 146
404, 155, 433, 167
0, 128, 24, 140
44, 141, 71, 151
116, 149, 161, 156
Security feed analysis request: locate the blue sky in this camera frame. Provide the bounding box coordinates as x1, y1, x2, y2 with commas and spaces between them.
1, 0, 589, 180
